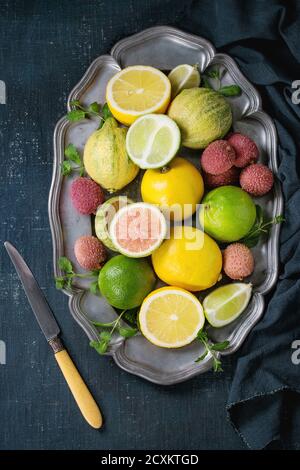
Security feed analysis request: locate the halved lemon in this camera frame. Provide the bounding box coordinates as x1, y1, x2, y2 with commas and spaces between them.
203, 283, 252, 328
126, 114, 181, 169
139, 287, 205, 348
106, 65, 171, 126
168, 64, 200, 98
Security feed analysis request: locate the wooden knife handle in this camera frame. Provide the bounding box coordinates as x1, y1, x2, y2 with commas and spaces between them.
55, 349, 103, 429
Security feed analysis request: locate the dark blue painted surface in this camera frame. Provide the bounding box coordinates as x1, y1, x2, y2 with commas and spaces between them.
1, 0, 297, 450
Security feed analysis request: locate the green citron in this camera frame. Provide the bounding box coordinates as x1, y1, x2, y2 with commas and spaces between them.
98, 255, 156, 310
167, 87, 232, 149
83, 117, 139, 192
199, 186, 256, 242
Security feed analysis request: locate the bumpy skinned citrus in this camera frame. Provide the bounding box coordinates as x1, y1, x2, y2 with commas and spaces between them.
152, 226, 222, 291
141, 157, 204, 221
106, 66, 171, 126
83, 117, 139, 192
168, 87, 232, 149
139, 286, 205, 348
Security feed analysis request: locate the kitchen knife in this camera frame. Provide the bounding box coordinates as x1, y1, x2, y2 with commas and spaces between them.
4, 241, 103, 429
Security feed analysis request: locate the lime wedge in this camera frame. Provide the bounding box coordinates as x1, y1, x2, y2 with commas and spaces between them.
126, 114, 181, 169
168, 64, 200, 98
203, 283, 252, 327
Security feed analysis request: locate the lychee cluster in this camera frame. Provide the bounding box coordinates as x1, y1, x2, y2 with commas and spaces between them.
200, 133, 274, 196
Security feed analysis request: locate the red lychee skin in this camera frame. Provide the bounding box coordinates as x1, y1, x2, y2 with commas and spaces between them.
227, 133, 259, 168
240, 163, 274, 196
223, 243, 254, 280
202, 166, 240, 189
200, 140, 236, 175
74, 236, 106, 271
70, 177, 105, 215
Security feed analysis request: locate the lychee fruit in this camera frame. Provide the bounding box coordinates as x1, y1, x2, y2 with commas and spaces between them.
201, 140, 236, 175
70, 177, 105, 215
240, 163, 274, 196
74, 236, 106, 271
223, 243, 254, 280
227, 133, 259, 168
202, 166, 240, 189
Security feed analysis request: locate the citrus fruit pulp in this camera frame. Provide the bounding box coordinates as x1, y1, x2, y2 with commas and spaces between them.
126, 114, 181, 169
98, 255, 156, 310
139, 286, 205, 348
152, 226, 222, 291
199, 186, 256, 242
106, 65, 171, 125
95, 196, 133, 251
109, 202, 167, 258
141, 156, 204, 221
203, 283, 252, 327
168, 64, 200, 98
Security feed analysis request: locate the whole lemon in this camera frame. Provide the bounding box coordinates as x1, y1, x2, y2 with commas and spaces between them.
152, 226, 222, 291
84, 117, 139, 192
141, 157, 204, 221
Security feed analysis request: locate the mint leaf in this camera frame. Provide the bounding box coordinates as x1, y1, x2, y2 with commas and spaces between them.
90, 340, 109, 355
64, 144, 81, 165
102, 103, 113, 120
206, 68, 220, 79
211, 340, 230, 351
202, 77, 212, 89
118, 326, 138, 338
99, 331, 112, 342
67, 109, 86, 122
219, 85, 241, 97
60, 160, 72, 176
55, 277, 66, 289
70, 100, 81, 107
195, 350, 208, 362
89, 280, 99, 295
58, 256, 73, 274
88, 102, 101, 114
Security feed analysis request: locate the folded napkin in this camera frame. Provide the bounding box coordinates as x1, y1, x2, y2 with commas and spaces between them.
184, 0, 300, 449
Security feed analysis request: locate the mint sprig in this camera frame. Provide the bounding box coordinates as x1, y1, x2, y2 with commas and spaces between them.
203, 66, 241, 97
61, 144, 85, 176
90, 310, 138, 354
66, 100, 113, 129
196, 330, 229, 372
241, 205, 284, 248
55, 256, 100, 291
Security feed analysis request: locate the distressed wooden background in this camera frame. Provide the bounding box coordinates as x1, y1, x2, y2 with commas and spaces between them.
0, 0, 246, 449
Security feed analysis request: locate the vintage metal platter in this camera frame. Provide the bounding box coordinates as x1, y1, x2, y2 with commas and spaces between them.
49, 26, 283, 385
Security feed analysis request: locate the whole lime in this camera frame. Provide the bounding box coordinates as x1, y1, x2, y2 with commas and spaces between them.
199, 186, 256, 242
98, 255, 156, 309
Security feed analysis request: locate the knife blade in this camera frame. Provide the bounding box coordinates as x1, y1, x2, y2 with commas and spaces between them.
4, 241, 60, 341
4, 241, 103, 429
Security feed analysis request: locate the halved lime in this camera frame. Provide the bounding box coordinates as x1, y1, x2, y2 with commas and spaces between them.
95, 196, 133, 251
126, 114, 181, 169
203, 283, 252, 327
168, 64, 200, 98
109, 202, 167, 258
